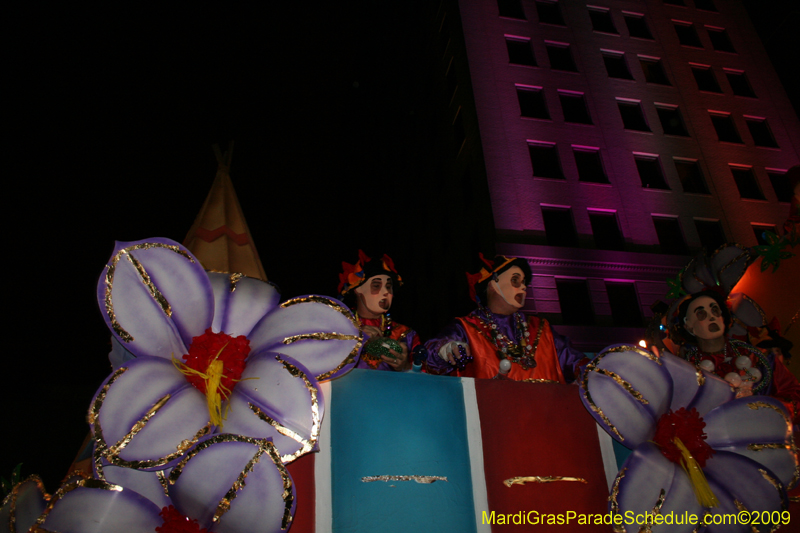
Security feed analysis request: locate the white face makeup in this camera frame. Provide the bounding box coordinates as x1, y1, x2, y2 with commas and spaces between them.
488, 266, 527, 313
684, 296, 725, 341
354, 275, 393, 318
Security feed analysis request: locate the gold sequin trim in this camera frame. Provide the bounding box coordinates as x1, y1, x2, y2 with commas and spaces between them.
503, 476, 587, 487
168, 434, 293, 530
747, 443, 788, 451
282, 332, 360, 344
758, 468, 784, 495
157, 470, 170, 496
695, 368, 705, 386
733, 501, 759, 533
361, 475, 447, 484
610, 467, 626, 533
126, 253, 172, 318
247, 355, 321, 464
279, 295, 363, 381
603, 344, 661, 365
747, 401, 783, 414
103, 242, 194, 342
636, 489, 666, 533
594, 368, 649, 405
107, 394, 171, 456
2, 475, 50, 533
229, 272, 244, 292
580, 358, 623, 441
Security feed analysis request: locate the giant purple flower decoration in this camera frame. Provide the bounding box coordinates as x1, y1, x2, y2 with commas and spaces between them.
90, 238, 362, 472
581, 345, 797, 532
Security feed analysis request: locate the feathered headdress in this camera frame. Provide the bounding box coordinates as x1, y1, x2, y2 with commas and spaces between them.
338, 250, 403, 296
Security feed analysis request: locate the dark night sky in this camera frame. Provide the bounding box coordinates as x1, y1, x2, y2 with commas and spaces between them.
6, 1, 798, 491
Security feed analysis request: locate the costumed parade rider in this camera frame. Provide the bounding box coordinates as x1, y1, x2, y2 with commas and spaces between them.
338, 250, 420, 372
674, 290, 800, 424
424, 254, 586, 382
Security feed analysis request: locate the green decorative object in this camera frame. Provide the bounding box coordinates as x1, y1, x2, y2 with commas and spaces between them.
753, 231, 796, 273
666, 267, 687, 299
363, 337, 402, 362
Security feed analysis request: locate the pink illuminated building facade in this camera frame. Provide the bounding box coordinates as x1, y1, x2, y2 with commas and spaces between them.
434, 0, 799, 350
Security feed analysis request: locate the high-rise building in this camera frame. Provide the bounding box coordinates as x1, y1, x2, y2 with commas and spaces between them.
432, 0, 798, 351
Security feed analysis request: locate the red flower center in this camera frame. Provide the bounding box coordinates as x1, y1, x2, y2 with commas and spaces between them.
181, 328, 250, 400
156, 505, 210, 533
653, 407, 714, 468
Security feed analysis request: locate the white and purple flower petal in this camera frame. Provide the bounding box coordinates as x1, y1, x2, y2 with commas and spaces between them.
660, 352, 735, 416
0, 475, 48, 533
97, 238, 213, 360
581, 345, 672, 447
168, 435, 295, 532
222, 351, 323, 463
704, 397, 798, 489
249, 295, 362, 381
36, 478, 162, 533
208, 272, 281, 337
100, 462, 172, 509
89, 357, 211, 470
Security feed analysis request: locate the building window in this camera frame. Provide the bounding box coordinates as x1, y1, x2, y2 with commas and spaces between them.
674, 22, 702, 48
559, 92, 592, 124
726, 70, 756, 98
542, 206, 578, 246
498, 0, 526, 19
656, 105, 689, 136
606, 282, 642, 327
589, 8, 617, 34
603, 51, 633, 80
694, 0, 717, 12
640, 57, 670, 85
589, 211, 624, 250
745, 117, 778, 148
674, 159, 709, 194
752, 224, 777, 246
556, 279, 594, 325
574, 148, 607, 183
710, 113, 742, 143
506, 37, 537, 66
691, 65, 721, 93
707, 27, 735, 53
536, 1, 565, 26
517, 86, 550, 119
694, 219, 726, 251
618, 100, 650, 131
529, 143, 564, 179
767, 170, 793, 202
635, 154, 669, 189
653, 216, 688, 255
546, 42, 578, 71
730, 166, 765, 200
624, 13, 653, 39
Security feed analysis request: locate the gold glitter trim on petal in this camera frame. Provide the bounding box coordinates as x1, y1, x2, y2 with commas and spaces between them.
247, 354, 321, 464
279, 295, 363, 381
282, 332, 361, 344
610, 467, 626, 533
157, 470, 170, 496
503, 476, 587, 487
2, 475, 50, 533
695, 368, 705, 387
103, 242, 195, 343
635, 489, 666, 533
746, 401, 784, 414
168, 434, 294, 530
603, 344, 661, 365
361, 475, 447, 484
580, 358, 623, 441
747, 443, 789, 451
733, 501, 759, 533
229, 272, 244, 292
107, 394, 171, 457
758, 468, 784, 495
594, 369, 649, 405
126, 252, 172, 318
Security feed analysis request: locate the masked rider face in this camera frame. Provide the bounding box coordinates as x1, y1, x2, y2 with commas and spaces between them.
684, 296, 725, 342
488, 266, 526, 314
354, 275, 393, 318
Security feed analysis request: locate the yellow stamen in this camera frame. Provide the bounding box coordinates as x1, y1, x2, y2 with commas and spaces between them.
172, 343, 237, 429
674, 437, 719, 508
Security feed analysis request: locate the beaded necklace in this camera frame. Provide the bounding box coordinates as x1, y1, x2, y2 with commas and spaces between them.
687, 340, 771, 394
354, 311, 393, 337
476, 307, 540, 370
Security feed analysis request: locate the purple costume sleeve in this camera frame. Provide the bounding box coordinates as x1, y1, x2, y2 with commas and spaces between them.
423, 320, 469, 375
551, 327, 588, 384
